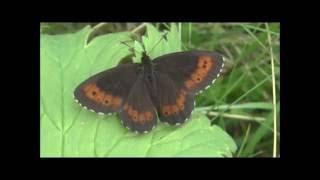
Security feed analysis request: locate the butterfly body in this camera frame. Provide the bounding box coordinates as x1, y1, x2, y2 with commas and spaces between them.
74, 50, 224, 133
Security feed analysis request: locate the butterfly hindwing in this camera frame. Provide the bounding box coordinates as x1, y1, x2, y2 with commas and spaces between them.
74, 63, 139, 114
154, 51, 224, 94
119, 77, 157, 133
155, 72, 195, 125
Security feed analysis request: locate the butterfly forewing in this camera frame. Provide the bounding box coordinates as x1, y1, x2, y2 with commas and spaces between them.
74, 63, 139, 114
154, 51, 224, 94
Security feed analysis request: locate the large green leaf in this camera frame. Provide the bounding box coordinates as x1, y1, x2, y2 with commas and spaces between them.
40, 23, 237, 157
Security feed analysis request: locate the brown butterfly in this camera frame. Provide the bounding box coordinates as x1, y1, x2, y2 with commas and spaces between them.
74, 50, 224, 133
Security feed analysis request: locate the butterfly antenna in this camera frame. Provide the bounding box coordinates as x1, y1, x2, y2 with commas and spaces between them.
120, 40, 146, 55
121, 40, 140, 54
147, 31, 169, 55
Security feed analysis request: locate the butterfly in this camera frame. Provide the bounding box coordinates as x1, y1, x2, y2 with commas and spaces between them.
74, 47, 224, 134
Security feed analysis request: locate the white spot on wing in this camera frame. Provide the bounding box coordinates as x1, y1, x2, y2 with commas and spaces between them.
152, 125, 156, 129
222, 56, 225, 67
213, 57, 224, 82
134, 130, 139, 134
175, 122, 181, 126
219, 58, 225, 74
89, 109, 95, 113
83, 106, 87, 110
143, 130, 148, 134
98, 112, 104, 115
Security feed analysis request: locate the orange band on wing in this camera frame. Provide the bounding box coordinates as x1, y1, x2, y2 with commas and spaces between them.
123, 103, 153, 124
83, 83, 122, 109
184, 55, 215, 89
161, 89, 187, 116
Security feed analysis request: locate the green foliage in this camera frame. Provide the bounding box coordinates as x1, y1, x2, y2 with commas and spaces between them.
181, 23, 279, 157
40, 24, 237, 157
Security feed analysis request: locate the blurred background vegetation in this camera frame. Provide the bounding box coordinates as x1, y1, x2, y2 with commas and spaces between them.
40, 22, 280, 157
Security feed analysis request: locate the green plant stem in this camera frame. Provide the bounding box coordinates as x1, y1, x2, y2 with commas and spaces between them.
211, 74, 271, 123
92, 22, 108, 31
237, 124, 251, 157
248, 150, 264, 157
240, 24, 267, 51
131, 23, 148, 34
266, 23, 278, 158
206, 111, 266, 122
